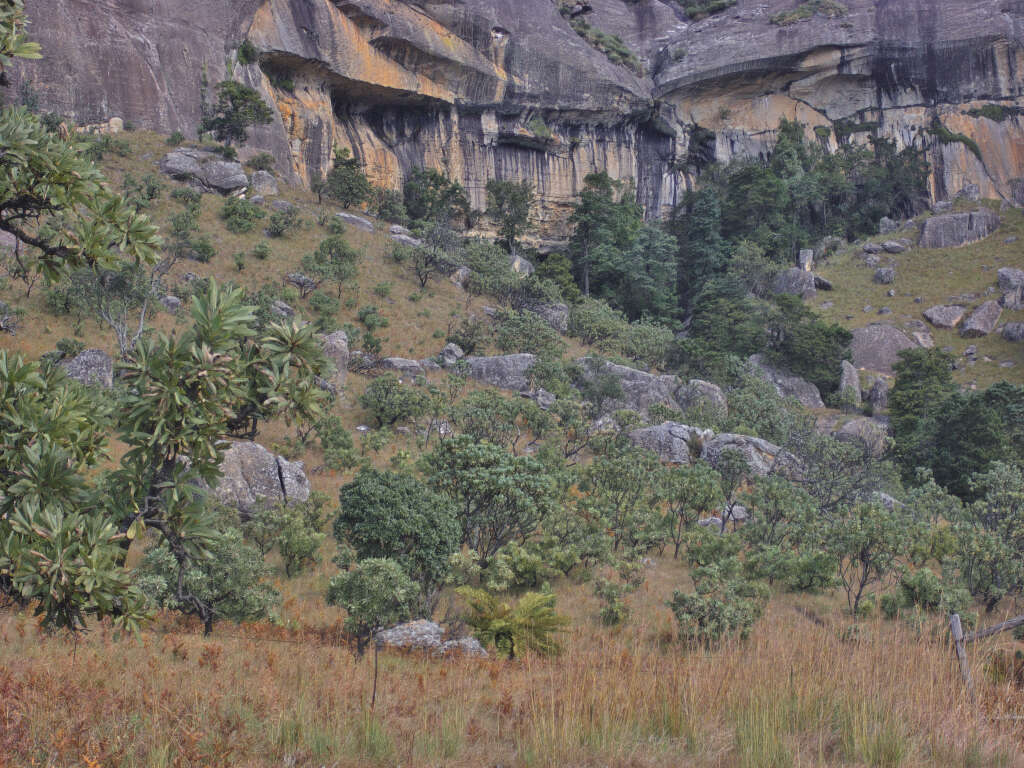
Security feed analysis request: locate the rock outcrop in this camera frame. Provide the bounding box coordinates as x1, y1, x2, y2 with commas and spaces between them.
375, 620, 487, 658
464, 354, 537, 392
214, 441, 310, 518
15, 0, 1024, 235
850, 324, 916, 374
747, 354, 824, 409
676, 379, 728, 417
839, 360, 861, 406
924, 305, 967, 329
160, 149, 248, 194
960, 300, 1002, 337
700, 433, 793, 479
628, 422, 710, 465
321, 331, 349, 387
773, 268, 817, 300
60, 349, 113, 388
575, 358, 683, 416
834, 417, 889, 458
919, 210, 1000, 249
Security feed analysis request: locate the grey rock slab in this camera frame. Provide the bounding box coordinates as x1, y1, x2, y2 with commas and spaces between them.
873, 267, 896, 284
249, 169, 278, 196
391, 232, 422, 247
834, 417, 889, 457
1002, 322, 1024, 341
920, 209, 1000, 248
997, 267, 1024, 291
464, 354, 537, 392
923, 305, 966, 329
575, 358, 684, 416
961, 300, 1002, 337
214, 441, 309, 518
839, 360, 861, 405
701, 433, 797, 479
676, 379, 728, 416
379, 357, 425, 377
335, 211, 375, 232
440, 343, 465, 365
748, 354, 825, 408
850, 324, 915, 374
322, 330, 349, 386
628, 422, 710, 465
60, 349, 113, 388
528, 302, 569, 333
773, 267, 816, 299
882, 241, 906, 254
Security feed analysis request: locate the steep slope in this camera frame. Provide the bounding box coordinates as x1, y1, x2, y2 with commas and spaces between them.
10, 0, 1024, 236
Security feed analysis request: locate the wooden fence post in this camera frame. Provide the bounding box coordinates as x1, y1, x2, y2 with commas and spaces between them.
949, 613, 975, 702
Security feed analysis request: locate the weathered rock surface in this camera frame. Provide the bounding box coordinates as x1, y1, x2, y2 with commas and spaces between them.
676, 379, 728, 417
924, 305, 967, 329
873, 267, 896, 284
747, 354, 824, 409
528, 302, 569, 333
336, 211, 375, 232
882, 241, 906, 254
322, 331, 349, 386
1002, 322, 1024, 342
834, 417, 889, 457
440, 343, 465, 366
379, 357, 425, 377
576, 358, 683, 416
960, 300, 1002, 337
375, 620, 487, 658
839, 360, 861, 406
773, 267, 816, 299
850, 325, 916, 374
15, 0, 1024, 233
700, 434, 792, 478
866, 377, 890, 411
464, 354, 536, 392
919, 209, 1000, 249
628, 422, 710, 465
60, 349, 113, 388
160, 149, 248, 194
214, 441, 309, 518
997, 268, 1024, 291
160, 295, 182, 313
250, 170, 278, 196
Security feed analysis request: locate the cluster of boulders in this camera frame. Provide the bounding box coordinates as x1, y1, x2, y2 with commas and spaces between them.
160, 148, 250, 195
374, 620, 487, 658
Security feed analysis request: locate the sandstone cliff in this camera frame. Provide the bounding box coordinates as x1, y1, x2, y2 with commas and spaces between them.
12, 0, 1024, 237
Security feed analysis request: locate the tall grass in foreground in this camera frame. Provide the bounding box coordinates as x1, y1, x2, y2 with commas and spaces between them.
0, 592, 1021, 768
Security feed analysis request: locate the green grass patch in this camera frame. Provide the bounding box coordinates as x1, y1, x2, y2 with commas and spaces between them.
771, 0, 848, 26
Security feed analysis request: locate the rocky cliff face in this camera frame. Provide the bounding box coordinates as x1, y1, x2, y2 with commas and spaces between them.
12, 0, 1024, 237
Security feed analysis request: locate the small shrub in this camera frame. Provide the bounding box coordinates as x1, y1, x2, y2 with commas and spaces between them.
171, 187, 202, 208
373, 187, 408, 224
446, 314, 491, 355
166, 130, 186, 146
266, 206, 299, 237
681, 0, 736, 20
771, 0, 847, 25
359, 374, 429, 426
357, 305, 388, 331
245, 152, 275, 172
233, 252, 246, 271
220, 196, 266, 233
492, 308, 565, 359
252, 241, 271, 260
237, 39, 259, 66
373, 282, 391, 298
190, 236, 216, 263
457, 587, 569, 658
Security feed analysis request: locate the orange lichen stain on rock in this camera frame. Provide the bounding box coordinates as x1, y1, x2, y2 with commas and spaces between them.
942, 104, 1024, 200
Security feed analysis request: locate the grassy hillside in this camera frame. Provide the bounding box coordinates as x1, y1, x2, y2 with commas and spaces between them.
816, 201, 1024, 390
2, 131, 1024, 768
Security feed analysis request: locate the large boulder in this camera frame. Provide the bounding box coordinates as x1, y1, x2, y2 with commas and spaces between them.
834, 417, 889, 458
960, 300, 1002, 337
214, 441, 309, 518
700, 433, 794, 478
322, 331, 349, 387
873, 267, 896, 284
773, 267, 816, 299
575, 358, 683, 416
919, 209, 1000, 249
249, 170, 278, 196
747, 354, 824, 409
676, 379, 728, 417
839, 360, 861, 406
1002, 323, 1024, 342
923, 305, 966, 329
997, 267, 1024, 291
528, 303, 569, 333
375, 620, 487, 658
464, 354, 537, 392
440, 343, 465, 366
336, 211, 375, 232
850, 324, 915, 374
60, 348, 113, 388
628, 422, 711, 465
865, 377, 890, 411
160, 149, 249, 195
379, 357, 425, 378
510, 254, 534, 276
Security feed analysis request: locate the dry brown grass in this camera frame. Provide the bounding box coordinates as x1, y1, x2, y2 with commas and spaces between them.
1, 565, 1022, 768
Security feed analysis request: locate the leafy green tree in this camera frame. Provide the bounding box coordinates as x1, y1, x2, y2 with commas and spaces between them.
0, 352, 148, 631
568, 171, 630, 297
764, 294, 851, 396
450, 389, 552, 455
580, 445, 666, 552
327, 558, 417, 656
673, 186, 728, 307
199, 81, 273, 146
359, 373, 430, 426
889, 348, 957, 480
486, 179, 533, 256
335, 469, 460, 612
932, 393, 1013, 500
301, 235, 359, 297
492, 308, 566, 359
135, 509, 279, 634
662, 462, 725, 558
66, 262, 163, 357
422, 435, 555, 565
403, 167, 470, 227
324, 147, 372, 209
828, 502, 910, 614
275, 495, 328, 577
457, 587, 568, 658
